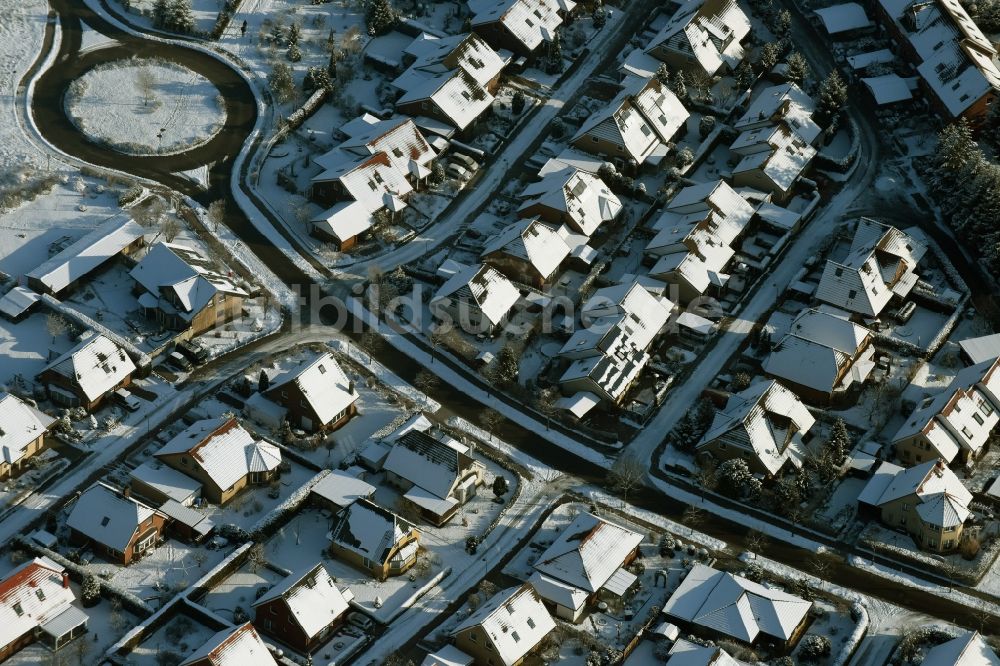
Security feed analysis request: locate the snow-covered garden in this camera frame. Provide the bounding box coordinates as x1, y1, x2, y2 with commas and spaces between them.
65, 58, 226, 155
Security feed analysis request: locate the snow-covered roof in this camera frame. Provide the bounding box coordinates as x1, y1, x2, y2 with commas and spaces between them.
654, 179, 755, 245
532, 513, 643, 593
0, 393, 55, 467
815, 3, 870, 33
421, 645, 475, 666
129, 460, 203, 504
66, 483, 160, 552
923, 631, 1000, 666
26, 217, 144, 294
383, 430, 472, 500
180, 623, 277, 666
155, 417, 281, 493
649, 229, 736, 295
735, 83, 819, 144
266, 352, 359, 428
572, 77, 689, 164
336, 115, 435, 173
576, 281, 674, 352
862, 74, 914, 104
314, 151, 414, 213
781, 308, 872, 354
881, 0, 1000, 117
0, 557, 78, 651
452, 584, 556, 666
311, 200, 375, 244
431, 264, 521, 327
310, 469, 376, 508
732, 126, 817, 194
858, 459, 972, 527
130, 243, 246, 321
663, 563, 812, 642
329, 499, 416, 565
482, 219, 571, 281
519, 167, 623, 236
960, 333, 1000, 365
666, 639, 741, 666
0, 286, 40, 319
697, 380, 815, 476
471, 0, 570, 53
645, 0, 751, 75
891, 357, 1000, 461
397, 69, 494, 130
252, 563, 351, 640
816, 218, 925, 317
39, 333, 137, 404
847, 49, 897, 69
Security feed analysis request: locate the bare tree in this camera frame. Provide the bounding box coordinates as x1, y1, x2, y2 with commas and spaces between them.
247, 543, 266, 573
479, 409, 503, 442
682, 505, 704, 526
413, 369, 440, 394
206, 200, 226, 232
159, 216, 180, 243
360, 329, 383, 365
744, 529, 769, 554
609, 453, 645, 505
136, 66, 157, 107
808, 556, 831, 580
45, 313, 68, 344
132, 197, 166, 228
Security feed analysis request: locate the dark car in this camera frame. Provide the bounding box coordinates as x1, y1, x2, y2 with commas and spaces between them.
177, 340, 208, 365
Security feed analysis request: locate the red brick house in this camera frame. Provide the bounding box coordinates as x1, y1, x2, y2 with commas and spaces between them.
179, 623, 277, 666
252, 563, 352, 654
263, 353, 359, 433
66, 484, 166, 566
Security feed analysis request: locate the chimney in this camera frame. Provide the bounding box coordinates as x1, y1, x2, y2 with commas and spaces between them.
348, 380, 356, 394
122, 486, 131, 499
62, 572, 70, 589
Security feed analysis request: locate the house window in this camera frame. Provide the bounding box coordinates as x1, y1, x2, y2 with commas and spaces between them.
393, 148, 404, 158
944, 539, 954, 549
13, 603, 23, 617
35, 589, 45, 602
591, 137, 599, 143
902, 503, 909, 511
962, 426, 973, 439
527, 617, 536, 629
847, 289, 857, 300
974, 413, 985, 426
512, 631, 521, 643
982, 401, 995, 416
834, 267, 843, 277
469, 632, 477, 642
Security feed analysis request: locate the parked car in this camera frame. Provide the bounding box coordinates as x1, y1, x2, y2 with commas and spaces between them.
346, 611, 374, 632
451, 152, 479, 172
113, 388, 141, 412
177, 340, 208, 365
446, 163, 469, 181
168, 351, 192, 371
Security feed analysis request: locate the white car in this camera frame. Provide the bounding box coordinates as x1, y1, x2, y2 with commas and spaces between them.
114, 389, 141, 412
447, 163, 469, 180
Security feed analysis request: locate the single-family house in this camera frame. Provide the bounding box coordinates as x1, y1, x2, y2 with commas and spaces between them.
130, 242, 247, 338
382, 430, 485, 525
128, 460, 203, 507
730, 125, 817, 202
663, 563, 812, 646
431, 264, 521, 335
922, 631, 1000, 665
558, 281, 674, 408
452, 584, 556, 666
481, 219, 572, 287
959, 333, 1000, 366
517, 167, 623, 237
252, 563, 352, 654
0, 393, 55, 481
696, 380, 816, 476
858, 459, 973, 552
892, 357, 1000, 466
66, 483, 167, 565
37, 333, 137, 411
0, 557, 89, 661
25, 217, 145, 297
815, 218, 926, 318
665, 639, 742, 666
733, 83, 821, 144
470, 0, 573, 57
421, 646, 475, 666
394, 33, 508, 132
639, 0, 751, 76
528, 512, 643, 621
263, 352, 359, 432
875, 0, 1000, 122
154, 416, 282, 505
762, 308, 876, 405
310, 468, 376, 511
179, 623, 278, 666
570, 77, 689, 167
328, 499, 420, 580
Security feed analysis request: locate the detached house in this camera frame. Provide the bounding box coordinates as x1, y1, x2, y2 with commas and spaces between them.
665, 639, 741, 666
328, 498, 420, 580
558, 281, 674, 410
180, 624, 276, 666
37, 333, 137, 411
263, 352, 359, 433
638, 0, 751, 77
528, 512, 643, 621
892, 357, 1000, 466
66, 483, 166, 565
697, 380, 815, 477
663, 563, 812, 647
858, 459, 973, 552
922, 631, 1000, 665
730, 124, 817, 203
517, 167, 623, 237
734, 83, 821, 144
0, 557, 89, 662
481, 219, 572, 287
470, 0, 572, 57
383, 430, 485, 525
394, 33, 508, 132
0, 393, 55, 481
762, 308, 876, 405
252, 563, 352, 654
452, 584, 556, 666
154, 416, 282, 505
570, 77, 689, 167
130, 242, 247, 338
875, 0, 1000, 122
816, 218, 926, 318
431, 264, 521, 335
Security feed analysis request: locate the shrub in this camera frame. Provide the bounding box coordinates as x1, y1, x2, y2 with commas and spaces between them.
799, 635, 831, 662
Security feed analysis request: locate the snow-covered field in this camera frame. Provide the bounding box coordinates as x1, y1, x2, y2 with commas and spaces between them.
66, 59, 225, 155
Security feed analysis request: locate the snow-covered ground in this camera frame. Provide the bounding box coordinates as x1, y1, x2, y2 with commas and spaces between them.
66, 59, 225, 155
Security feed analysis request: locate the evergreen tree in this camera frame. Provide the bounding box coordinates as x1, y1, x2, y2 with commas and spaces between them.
758, 41, 781, 74
546, 32, 564, 74
785, 52, 810, 86
304, 66, 333, 92
288, 22, 301, 46
257, 369, 270, 393
593, 6, 607, 29
733, 59, 755, 91
718, 459, 761, 498
365, 0, 397, 37
153, 0, 169, 28
655, 62, 671, 85
268, 62, 295, 103
492, 476, 509, 498
816, 70, 848, 126
168, 0, 195, 33
936, 119, 978, 174
670, 70, 687, 100
511, 90, 526, 115
776, 9, 792, 38
287, 42, 302, 62
493, 345, 520, 386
